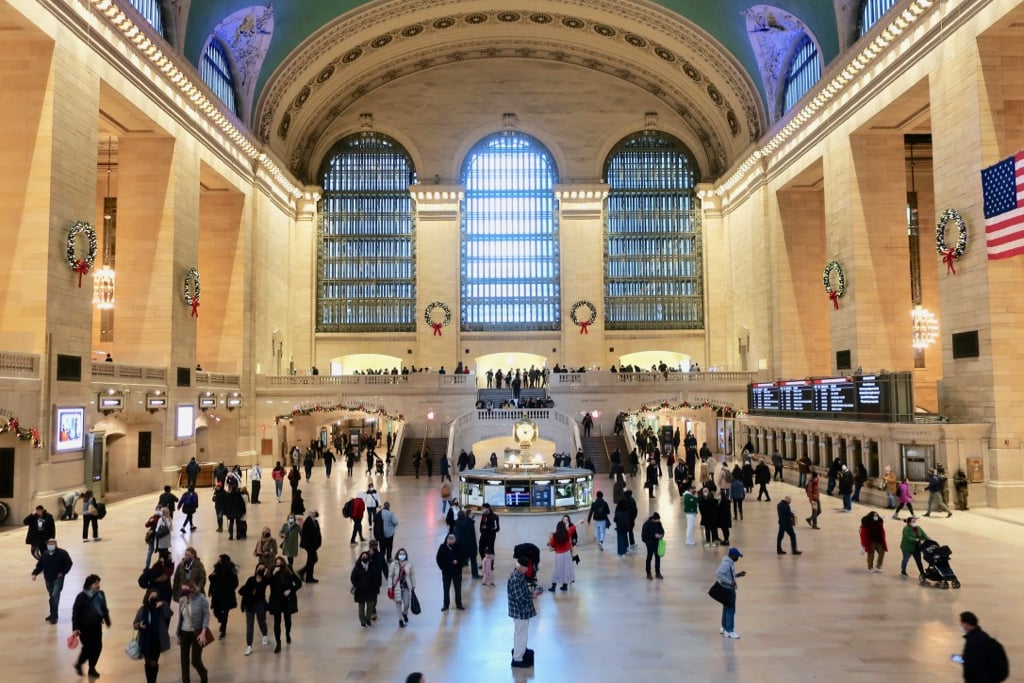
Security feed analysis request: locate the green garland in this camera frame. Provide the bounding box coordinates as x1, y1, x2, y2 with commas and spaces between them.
569, 300, 597, 326
274, 403, 405, 425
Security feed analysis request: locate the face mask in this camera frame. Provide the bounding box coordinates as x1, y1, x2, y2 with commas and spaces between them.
873, 515, 880, 522
181, 588, 191, 596
257, 569, 266, 576
288, 518, 295, 524
910, 522, 918, 528
46, 544, 56, 553
264, 532, 271, 538
397, 554, 407, 561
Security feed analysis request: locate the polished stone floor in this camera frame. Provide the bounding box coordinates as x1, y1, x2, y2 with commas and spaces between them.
4, 469, 1020, 682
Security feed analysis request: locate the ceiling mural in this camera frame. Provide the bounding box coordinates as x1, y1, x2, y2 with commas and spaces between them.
208, 4, 275, 117
742, 5, 816, 123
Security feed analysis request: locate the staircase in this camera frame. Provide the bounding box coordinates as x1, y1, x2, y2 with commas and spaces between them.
580, 434, 622, 475
396, 437, 449, 476
476, 388, 548, 406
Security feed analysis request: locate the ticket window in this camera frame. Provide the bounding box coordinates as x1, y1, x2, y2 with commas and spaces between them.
900, 444, 933, 482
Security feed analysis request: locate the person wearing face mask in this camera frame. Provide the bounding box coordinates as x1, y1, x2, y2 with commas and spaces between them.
175, 580, 210, 683
145, 506, 173, 570
444, 500, 460, 534
435, 533, 467, 611
177, 486, 199, 533
859, 511, 888, 573
173, 547, 207, 599
71, 574, 111, 677
238, 563, 271, 655
139, 549, 175, 605
134, 588, 172, 683
351, 551, 378, 627
388, 548, 417, 627
698, 487, 720, 549
23, 504, 56, 559
479, 504, 500, 585
207, 554, 239, 640
279, 515, 301, 568
899, 517, 929, 580
268, 557, 302, 652
297, 510, 322, 582
31, 538, 73, 624
254, 527, 278, 569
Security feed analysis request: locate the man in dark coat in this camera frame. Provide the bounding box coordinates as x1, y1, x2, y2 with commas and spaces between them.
613, 490, 638, 556
297, 510, 322, 582
24, 505, 56, 558
755, 460, 772, 501
958, 611, 1007, 683
435, 533, 466, 610
776, 496, 802, 555
222, 488, 247, 540
453, 510, 480, 579
32, 538, 73, 623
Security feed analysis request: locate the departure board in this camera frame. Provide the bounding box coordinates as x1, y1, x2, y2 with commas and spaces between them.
747, 375, 896, 420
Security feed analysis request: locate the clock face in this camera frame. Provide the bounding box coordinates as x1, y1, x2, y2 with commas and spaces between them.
515, 422, 537, 442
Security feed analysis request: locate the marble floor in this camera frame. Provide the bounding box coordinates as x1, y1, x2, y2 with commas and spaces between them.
3, 471, 1020, 683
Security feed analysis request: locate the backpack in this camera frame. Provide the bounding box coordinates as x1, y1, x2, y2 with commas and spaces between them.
989, 635, 1010, 682
95, 502, 107, 519
342, 499, 354, 518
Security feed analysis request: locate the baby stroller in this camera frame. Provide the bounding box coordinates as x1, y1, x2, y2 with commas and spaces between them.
375, 458, 385, 476
920, 539, 961, 589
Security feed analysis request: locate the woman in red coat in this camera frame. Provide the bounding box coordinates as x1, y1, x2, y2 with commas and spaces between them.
547, 520, 575, 591
859, 511, 888, 573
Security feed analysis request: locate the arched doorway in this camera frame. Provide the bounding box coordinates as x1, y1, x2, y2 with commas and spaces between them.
330, 353, 403, 375
474, 352, 547, 388
618, 350, 692, 371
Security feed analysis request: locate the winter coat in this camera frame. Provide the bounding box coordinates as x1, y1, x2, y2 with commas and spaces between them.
280, 521, 301, 558
208, 562, 239, 612
717, 497, 732, 530
698, 494, 718, 528
268, 566, 301, 615
350, 560, 378, 603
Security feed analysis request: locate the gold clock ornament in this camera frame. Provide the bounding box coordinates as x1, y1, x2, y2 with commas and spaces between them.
514, 420, 538, 444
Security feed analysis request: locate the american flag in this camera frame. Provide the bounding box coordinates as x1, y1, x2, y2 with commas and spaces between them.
982, 151, 1024, 260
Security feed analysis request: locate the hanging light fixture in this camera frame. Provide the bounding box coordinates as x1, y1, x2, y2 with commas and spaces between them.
911, 305, 939, 349
906, 136, 937, 353
93, 138, 116, 309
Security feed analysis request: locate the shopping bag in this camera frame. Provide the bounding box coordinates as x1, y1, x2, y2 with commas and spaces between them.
409, 589, 421, 615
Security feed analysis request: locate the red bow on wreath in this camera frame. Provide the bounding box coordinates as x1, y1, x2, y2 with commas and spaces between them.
432, 323, 443, 336
941, 248, 957, 275
579, 321, 591, 335
74, 259, 91, 288
828, 289, 840, 310
190, 298, 200, 318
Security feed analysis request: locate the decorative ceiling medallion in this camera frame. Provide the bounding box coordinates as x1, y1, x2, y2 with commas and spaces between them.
654, 46, 676, 62
625, 34, 647, 48
342, 48, 362, 63
465, 14, 487, 24
401, 24, 424, 37
727, 111, 740, 136
371, 34, 393, 48
561, 17, 584, 29
315, 64, 335, 84
682, 63, 702, 82
707, 84, 723, 107
293, 86, 311, 109
497, 12, 521, 22
529, 14, 553, 24
432, 17, 456, 29
594, 24, 616, 37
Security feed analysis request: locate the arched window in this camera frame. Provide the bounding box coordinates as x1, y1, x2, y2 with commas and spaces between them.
317, 133, 417, 332
858, 0, 899, 37
460, 132, 560, 331
128, 0, 165, 36
200, 39, 238, 115
782, 35, 821, 114
603, 131, 702, 330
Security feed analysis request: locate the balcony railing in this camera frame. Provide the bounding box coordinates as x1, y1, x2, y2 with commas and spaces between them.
92, 362, 167, 382
0, 352, 39, 378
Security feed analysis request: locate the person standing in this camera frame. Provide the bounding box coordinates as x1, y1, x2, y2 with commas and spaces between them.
254, 527, 278, 570
268, 557, 301, 653
178, 487, 199, 532
224, 486, 247, 540
303, 449, 314, 482
80, 491, 101, 542
613, 490, 638, 555
508, 556, 542, 668
435, 533, 466, 611
730, 476, 746, 521
771, 450, 784, 481
546, 520, 575, 591
714, 548, 746, 639
805, 472, 821, 529
287, 465, 301, 496
853, 463, 868, 504
185, 457, 200, 489
838, 465, 854, 512
644, 457, 659, 498
641, 512, 665, 580
754, 459, 772, 502
683, 485, 699, 545
883, 465, 898, 509
924, 468, 954, 518
586, 491, 611, 551
859, 512, 888, 573
134, 588, 172, 683
175, 580, 210, 683
348, 494, 366, 545
424, 448, 433, 478
899, 517, 928, 579
439, 453, 451, 483
893, 476, 916, 520
207, 554, 239, 640
238, 563, 271, 655
271, 462, 286, 503
71, 574, 111, 677
454, 509, 480, 579
23, 505, 56, 559
953, 469, 970, 511
249, 461, 263, 504
297, 510, 322, 582
957, 611, 1008, 683
31, 538, 73, 623
412, 450, 423, 478
279, 515, 301, 568
699, 487, 719, 548
145, 506, 173, 570
797, 454, 812, 488
388, 548, 417, 627
364, 484, 381, 532
717, 490, 733, 546
776, 496, 802, 555
379, 502, 399, 563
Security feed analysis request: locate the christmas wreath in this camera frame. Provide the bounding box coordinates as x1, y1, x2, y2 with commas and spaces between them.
424, 301, 451, 336
66, 221, 97, 288
822, 260, 846, 310
569, 300, 597, 334
935, 208, 968, 275
183, 268, 201, 318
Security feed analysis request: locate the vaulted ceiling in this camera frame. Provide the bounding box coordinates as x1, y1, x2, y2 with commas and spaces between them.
178, 1, 853, 181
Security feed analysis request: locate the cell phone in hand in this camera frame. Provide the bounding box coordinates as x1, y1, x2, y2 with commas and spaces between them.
951, 654, 964, 665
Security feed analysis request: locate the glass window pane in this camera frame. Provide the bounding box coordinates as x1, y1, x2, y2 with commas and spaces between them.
859, 0, 899, 37
200, 39, 238, 114
129, 0, 164, 36
783, 35, 821, 114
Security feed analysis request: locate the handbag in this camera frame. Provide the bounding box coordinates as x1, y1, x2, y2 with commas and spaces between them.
144, 529, 155, 546
387, 585, 395, 600
657, 538, 667, 557
125, 630, 142, 660
409, 589, 421, 615
196, 627, 215, 647
708, 581, 735, 607
66, 632, 80, 649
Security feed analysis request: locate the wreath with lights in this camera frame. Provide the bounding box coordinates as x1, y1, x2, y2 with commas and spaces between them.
569, 300, 598, 334
935, 208, 968, 275
183, 268, 201, 318
424, 301, 451, 336
822, 260, 846, 310
66, 221, 97, 288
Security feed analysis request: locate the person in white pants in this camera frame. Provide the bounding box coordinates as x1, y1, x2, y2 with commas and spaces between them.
508, 557, 541, 668
683, 486, 699, 545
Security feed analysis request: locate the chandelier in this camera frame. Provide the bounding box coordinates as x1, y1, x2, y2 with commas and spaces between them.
92, 138, 116, 309
92, 264, 115, 309
911, 305, 939, 349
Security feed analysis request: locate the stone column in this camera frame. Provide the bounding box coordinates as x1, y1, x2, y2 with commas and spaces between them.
556, 184, 608, 367
413, 187, 463, 371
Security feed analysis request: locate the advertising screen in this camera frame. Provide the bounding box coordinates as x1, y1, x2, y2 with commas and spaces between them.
54, 407, 85, 453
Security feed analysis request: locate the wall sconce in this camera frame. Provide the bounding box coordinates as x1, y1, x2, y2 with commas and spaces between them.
198, 393, 216, 411
97, 390, 124, 415
146, 391, 168, 414
226, 393, 242, 410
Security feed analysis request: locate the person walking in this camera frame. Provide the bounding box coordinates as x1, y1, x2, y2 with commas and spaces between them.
322, 449, 335, 479
776, 496, 802, 555
771, 450, 784, 481
71, 574, 111, 677
379, 502, 399, 563
175, 580, 210, 683
348, 494, 367, 545
613, 489, 638, 555
145, 506, 172, 574
435, 533, 466, 611
924, 468, 954, 518
859, 511, 888, 573
644, 457, 659, 498
254, 527, 278, 570
238, 563, 271, 656
388, 548, 417, 627
279, 514, 301, 568
641, 512, 665, 580
899, 517, 928, 580
853, 463, 868, 504
797, 454, 811, 488
953, 469, 970, 511
454, 509, 480, 579
730, 476, 745, 521
287, 465, 301, 496
271, 462, 286, 503
23, 504, 56, 559
172, 547, 208, 599
364, 484, 381, 532
805, 471, 822, 529
478, 503, 500, 585
351, 551, 378, 628
893, 476, 916, 520
249, 461, 263, 504
134, 588, 172, 683
699, 486, 719, 548
439, 453, 451, 483
682, 485, 699, 545
297, 510, 322, 582
957, 611, 1009, 683
268, 557, 301, 653
424, 449, 433, 478
717, 490, 733, 545
208, 554, 239, 640
586, 490, 611, 551
303, 449, 314, 482
837, 465, 854, 512
754, 459, 772, 502
178, 487, 199, 532
547, 520, 575, 591
80, 491, 102, 542
224, 486, 247, 540
714, 548, 746, 639
827, 457, 842, 496
508, 556, 543, 668
31, 538, 73, 623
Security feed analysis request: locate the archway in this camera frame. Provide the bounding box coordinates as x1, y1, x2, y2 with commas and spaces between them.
618, 350, 692, 372
474, 352, 548, 388
330, 353, 403, 375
